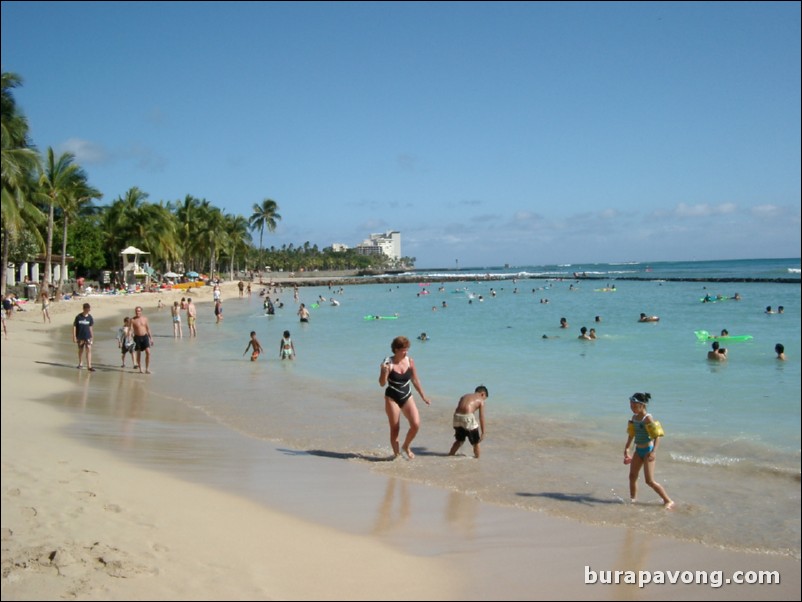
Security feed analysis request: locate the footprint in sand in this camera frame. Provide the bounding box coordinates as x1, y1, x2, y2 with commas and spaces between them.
90, 542, 157, 578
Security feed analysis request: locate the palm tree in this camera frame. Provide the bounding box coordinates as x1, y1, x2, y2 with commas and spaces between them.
222, 213, 251, 280
135, 201, 179, 274
198, 205, 228, 280
101, 187, 151, 281
38, 148, 84, 290
170, 194, 202, 273
248, 198, 281, 271
1, 71, 44, 294
102, 188, 182, 282
58, 178, 102, 291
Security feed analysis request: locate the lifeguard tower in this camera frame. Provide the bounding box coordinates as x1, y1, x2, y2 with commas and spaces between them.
121, 246, 151, 287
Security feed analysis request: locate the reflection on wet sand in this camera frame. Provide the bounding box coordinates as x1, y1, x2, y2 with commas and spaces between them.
445, 490, 479, 538
114, 371, 147, 449
612, 527, 652, 600
372, 477, 410, 536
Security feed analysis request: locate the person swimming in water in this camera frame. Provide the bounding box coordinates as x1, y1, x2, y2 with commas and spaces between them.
707, 341, 727, 361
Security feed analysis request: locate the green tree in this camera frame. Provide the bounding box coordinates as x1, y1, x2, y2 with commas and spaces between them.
195, 203, 227, 280
101, 186, 150, 273
38, 148, 86, 290
66, 214, 107, 274
57, 177, 102, 291
222, 213, 251, 280
170, 194, 202, 273
248, 198, 281, 271
7, 228, 41, 266
1, 71, 44, 294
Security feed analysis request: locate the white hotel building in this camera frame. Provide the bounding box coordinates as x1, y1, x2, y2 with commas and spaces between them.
350, 231, 402, 262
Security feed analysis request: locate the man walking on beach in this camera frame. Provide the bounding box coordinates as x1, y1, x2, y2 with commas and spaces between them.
72, 302, 95, 371
131, 306, 154, 374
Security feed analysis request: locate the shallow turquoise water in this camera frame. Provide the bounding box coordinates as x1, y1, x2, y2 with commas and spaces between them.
93, 258, 801, 556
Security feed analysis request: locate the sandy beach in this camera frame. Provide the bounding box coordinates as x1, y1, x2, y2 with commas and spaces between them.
2, 282, 799, 601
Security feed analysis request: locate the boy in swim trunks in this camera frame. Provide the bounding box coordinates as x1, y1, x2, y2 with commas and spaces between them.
448, 386, 489, 458
243, 331, 263, 361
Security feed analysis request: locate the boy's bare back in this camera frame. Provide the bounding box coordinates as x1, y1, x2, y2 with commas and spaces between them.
454, 392, 485, 414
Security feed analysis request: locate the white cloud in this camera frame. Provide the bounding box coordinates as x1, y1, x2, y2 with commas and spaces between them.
59, 138, 110, 165
359, 218, 387, 231
470, 213, 501, 224
57, 138, 168, 173
749, 204, 782, 218
511, 210, 543, 222
598, 208, 621, 220
673, 202, 737, 218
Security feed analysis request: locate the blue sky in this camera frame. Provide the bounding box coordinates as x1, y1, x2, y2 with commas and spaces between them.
2, 1, 800, 268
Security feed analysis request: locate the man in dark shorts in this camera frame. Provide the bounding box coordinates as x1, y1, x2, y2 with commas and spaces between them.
448, 385, 489, 458
73, 303, 95, 371
131, 305, 154, 373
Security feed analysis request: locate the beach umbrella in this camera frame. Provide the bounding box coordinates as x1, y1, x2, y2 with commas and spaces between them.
163, 271, 180, 278
186, 271, 199, 278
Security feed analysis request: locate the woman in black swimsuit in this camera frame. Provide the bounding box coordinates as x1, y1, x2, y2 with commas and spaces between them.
378, 336, 431, 459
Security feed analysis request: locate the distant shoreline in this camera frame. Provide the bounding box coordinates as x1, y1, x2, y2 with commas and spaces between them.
264, 271, 801, 287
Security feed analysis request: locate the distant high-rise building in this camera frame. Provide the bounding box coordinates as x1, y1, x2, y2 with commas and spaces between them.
355, 231, 401, 261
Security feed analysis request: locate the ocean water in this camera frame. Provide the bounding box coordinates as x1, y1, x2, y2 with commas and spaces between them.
91, 258, 801, 557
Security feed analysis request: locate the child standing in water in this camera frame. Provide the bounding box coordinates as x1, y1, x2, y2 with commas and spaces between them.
623, 392, 674, 509
280, 330, 296, 360
243, 331, 263, 361
171, 301, 183, 338
117, 317, 136, 368
448, 385, 489, 458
